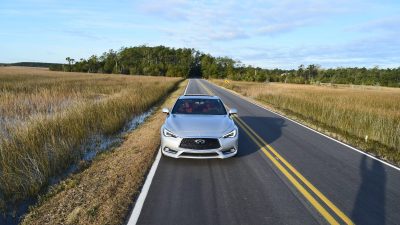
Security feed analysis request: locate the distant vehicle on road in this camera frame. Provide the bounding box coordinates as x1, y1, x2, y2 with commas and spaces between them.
161, 94, 238, 159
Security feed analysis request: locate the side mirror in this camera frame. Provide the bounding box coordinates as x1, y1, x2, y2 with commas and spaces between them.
229, 108, 237, 115
162, 108, 170, 114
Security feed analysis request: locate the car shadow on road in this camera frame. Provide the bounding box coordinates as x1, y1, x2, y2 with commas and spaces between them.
235, 116, 286, 157
351, 155, 386, 224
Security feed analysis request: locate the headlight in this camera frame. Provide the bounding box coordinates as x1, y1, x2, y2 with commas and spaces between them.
223, 129, 237, 138
163, 128, 177, 138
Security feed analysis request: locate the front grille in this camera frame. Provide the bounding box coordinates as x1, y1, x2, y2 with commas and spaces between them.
180, 152, 219, 157
179, 138, 220, 150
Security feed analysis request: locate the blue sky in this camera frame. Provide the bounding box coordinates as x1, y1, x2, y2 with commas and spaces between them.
0, 0, 399, 69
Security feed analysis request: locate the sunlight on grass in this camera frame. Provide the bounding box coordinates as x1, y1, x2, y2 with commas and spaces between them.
214, 79, 400, 164
0, 67, 181, 208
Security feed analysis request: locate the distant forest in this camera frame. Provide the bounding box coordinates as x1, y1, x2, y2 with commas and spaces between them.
50, 45, 400, 87
1, 62, 62, 68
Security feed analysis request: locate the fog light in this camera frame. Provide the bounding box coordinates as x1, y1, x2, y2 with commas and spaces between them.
164, 147, 177, 154
222, 148, 236, 154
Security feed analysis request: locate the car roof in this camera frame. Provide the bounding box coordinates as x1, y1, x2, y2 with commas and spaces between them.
179, 94, 220, 100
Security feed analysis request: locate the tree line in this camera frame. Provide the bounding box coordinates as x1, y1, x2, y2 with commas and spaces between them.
0, 62, 62, 68
51, 45, 400, 87
51, 46, 201, 77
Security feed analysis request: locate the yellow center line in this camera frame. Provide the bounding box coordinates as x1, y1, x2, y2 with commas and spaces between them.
233, 116, 354, 225
235, 118, 340, 225
195, 79, 354, 225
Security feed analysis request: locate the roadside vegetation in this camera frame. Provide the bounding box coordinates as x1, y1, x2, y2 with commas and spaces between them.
21, 79, 188, 225
0, 67, 181, 213
213, 79, 400, 165
50, 45, 399, 87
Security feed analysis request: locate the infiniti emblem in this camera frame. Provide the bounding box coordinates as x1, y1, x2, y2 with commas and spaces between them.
194, 139, 206, 144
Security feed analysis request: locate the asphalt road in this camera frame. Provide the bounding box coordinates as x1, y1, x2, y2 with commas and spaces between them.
135, 79, 400, 225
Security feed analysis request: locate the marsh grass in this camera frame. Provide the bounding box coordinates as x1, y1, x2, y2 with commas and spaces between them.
0, 67, 181, 208
213, 79, 400, 164
21, 80, 188, 225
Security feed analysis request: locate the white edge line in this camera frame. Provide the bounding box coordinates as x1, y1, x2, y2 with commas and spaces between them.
127, 148, 162, 225
183, 79, 190, 95
128, 79, 191, 224
205, 79, 400, 172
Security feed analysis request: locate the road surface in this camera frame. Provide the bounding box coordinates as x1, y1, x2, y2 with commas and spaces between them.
133, 79, 400, 225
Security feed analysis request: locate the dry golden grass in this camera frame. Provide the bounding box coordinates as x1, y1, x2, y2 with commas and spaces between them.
21, 80, 188, 225
0, 67, 158, 130
0, 67, 181, 209
213, 79, 400, 164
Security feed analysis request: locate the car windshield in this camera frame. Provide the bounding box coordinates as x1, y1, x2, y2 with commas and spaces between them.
172, 98, 227, 115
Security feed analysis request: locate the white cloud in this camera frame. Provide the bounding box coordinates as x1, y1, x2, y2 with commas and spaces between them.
349, 16, 400, 33
137, 0, 374, 42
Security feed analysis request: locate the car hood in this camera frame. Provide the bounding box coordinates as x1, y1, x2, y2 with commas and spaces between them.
165, 114, 235, 137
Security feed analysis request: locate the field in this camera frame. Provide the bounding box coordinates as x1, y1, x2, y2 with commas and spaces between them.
21, 79, 188, 225
0, 67, 181, 210
213, 79, 400, 164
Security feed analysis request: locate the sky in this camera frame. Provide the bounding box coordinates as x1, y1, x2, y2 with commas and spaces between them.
0, 0, 399, 69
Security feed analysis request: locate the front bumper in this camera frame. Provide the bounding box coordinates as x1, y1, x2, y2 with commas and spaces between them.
161, 135, 238, 159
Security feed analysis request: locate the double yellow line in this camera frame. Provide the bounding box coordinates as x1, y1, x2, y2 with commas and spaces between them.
196, 80, 354, 225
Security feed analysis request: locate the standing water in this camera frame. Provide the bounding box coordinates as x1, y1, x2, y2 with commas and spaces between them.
0, 107, 155, 225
